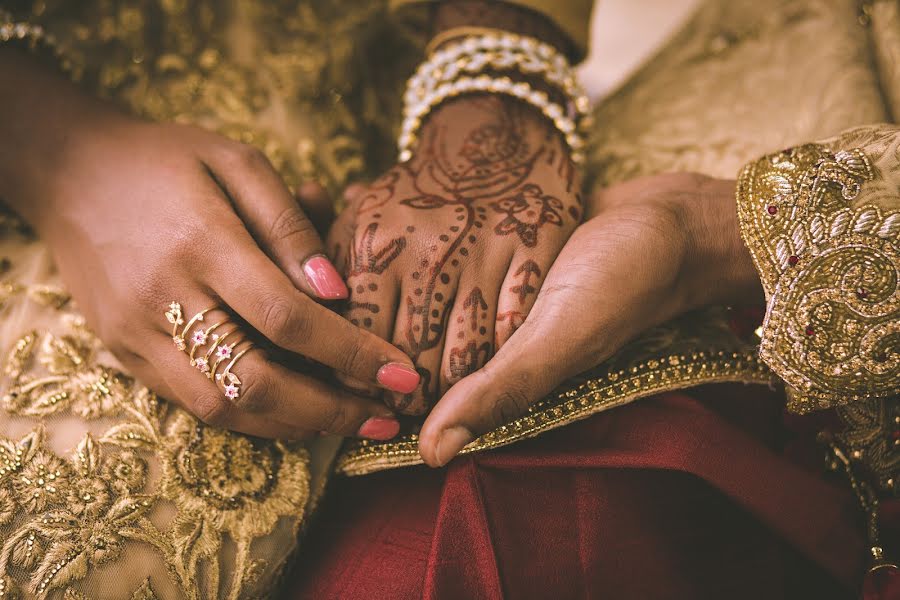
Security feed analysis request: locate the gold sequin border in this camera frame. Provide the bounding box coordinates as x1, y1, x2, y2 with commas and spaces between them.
337, 349, 774, 475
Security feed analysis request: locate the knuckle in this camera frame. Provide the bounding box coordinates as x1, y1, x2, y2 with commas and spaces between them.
267, 206, 317, 248
191, 392, 232, 428
258, 297, 307, 345
336, 329, 367, 376
489, 373, 533, 427
228, 143, 271, 171
234, 370, 272, 414
318, 402, 353, 436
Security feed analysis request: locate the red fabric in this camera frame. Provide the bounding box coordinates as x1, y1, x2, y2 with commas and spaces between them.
288, 385, 876, 600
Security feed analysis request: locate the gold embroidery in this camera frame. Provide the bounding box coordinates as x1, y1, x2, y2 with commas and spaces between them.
0, 312, 310, 599
737, 133, 900, 412
5, 0, 415, 197
835, 397, 900, 495
338, 308, 773, 475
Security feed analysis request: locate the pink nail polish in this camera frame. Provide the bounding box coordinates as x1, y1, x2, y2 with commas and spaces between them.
303, 256, 349, 299
357, 417, 400, 441
377, 363, 420, 394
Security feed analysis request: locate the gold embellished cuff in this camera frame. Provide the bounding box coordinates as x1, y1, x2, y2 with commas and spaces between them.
736, 127, 900, 412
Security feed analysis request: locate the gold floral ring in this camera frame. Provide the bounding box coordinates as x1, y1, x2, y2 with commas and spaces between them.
165, 301, 254, 401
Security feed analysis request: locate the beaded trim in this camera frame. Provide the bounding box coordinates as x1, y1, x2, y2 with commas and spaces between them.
337, 335, 773, 475
399, 75, 583, 163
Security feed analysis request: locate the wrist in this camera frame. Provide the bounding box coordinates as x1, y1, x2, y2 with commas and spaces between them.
414, 93, 572, 166
678, 177, 764, 309
0, 49, 131, 231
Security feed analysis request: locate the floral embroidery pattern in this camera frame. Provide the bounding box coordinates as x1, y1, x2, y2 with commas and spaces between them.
0, 316, 310, 599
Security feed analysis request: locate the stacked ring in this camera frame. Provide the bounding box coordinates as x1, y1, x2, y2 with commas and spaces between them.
165, 301, 254, 401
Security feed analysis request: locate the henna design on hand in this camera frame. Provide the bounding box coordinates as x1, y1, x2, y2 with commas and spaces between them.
341, 96, 579, 410
496, 310, 526, 347
491, 183, 564, 247
510, 260, 541, 305
349, 223, 407, 276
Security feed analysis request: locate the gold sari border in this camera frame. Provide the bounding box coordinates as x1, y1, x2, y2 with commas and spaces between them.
337, 347, 774, 476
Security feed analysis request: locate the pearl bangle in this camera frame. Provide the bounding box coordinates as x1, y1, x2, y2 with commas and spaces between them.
398, 74, 585, 165
399, 31, 592, 165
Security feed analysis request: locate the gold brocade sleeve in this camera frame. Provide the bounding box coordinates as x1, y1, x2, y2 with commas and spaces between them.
388, 0, 593, 62
736, 125, 900, 414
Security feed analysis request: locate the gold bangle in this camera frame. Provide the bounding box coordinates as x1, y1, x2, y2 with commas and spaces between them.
425, 26, 512, 56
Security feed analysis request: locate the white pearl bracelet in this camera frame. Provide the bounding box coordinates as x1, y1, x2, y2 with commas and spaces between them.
398, 74, 584, 165
399, 31, 592, 165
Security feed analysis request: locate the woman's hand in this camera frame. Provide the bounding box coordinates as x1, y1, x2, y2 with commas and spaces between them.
329, 94, 583, 414
418, 173, 765, 466
0, 50, 418, 440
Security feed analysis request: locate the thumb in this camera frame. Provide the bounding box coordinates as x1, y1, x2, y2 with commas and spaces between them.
418, 314, 586, 468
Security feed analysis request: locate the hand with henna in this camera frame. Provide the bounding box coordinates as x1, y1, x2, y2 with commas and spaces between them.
329, 94, 582, 414
417, 173, 767, 466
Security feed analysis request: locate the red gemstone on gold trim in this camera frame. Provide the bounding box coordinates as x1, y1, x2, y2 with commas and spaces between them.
788, 255, 799, 266
805, 326, 815, 336
766, 205, 778, 215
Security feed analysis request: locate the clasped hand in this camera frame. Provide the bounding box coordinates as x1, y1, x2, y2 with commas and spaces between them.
11, 66, 760, 459
328, 96, 762, 467
330, 98, 761, 466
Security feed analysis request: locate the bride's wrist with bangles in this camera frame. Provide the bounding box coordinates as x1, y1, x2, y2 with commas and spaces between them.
399, 1, 590, 167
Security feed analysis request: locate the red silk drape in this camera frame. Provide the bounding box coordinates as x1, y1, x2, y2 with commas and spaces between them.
288, 384, 884, 600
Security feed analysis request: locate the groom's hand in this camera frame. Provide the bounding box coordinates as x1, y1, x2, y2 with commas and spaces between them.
418, 173, 765, 467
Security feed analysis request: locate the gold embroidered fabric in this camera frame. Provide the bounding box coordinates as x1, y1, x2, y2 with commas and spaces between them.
0, 242, 310, 600
736, 126, 900, 413
2, 0, 900, 595
0, 0, 415, 597
834, 396, 900, 494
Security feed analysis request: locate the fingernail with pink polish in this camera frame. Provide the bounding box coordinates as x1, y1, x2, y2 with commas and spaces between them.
377, 363, 420, 394
357, 417, 400, 441
303, 255, 349, 299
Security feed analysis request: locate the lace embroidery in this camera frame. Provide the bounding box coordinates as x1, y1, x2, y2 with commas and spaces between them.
0, 313, 310, 599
